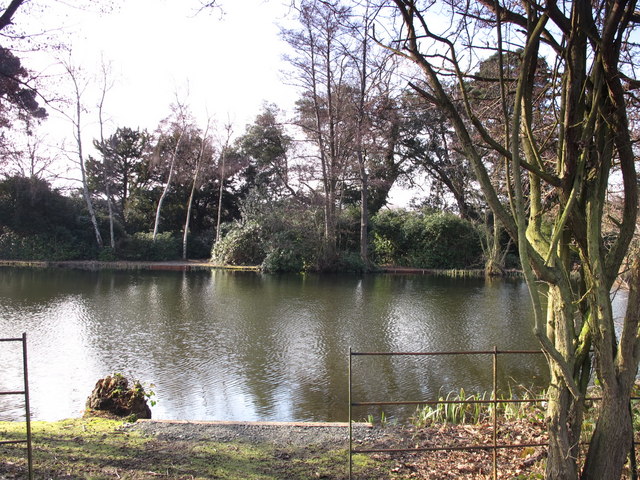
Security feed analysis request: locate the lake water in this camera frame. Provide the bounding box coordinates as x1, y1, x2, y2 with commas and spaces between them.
0, 268, 582, 423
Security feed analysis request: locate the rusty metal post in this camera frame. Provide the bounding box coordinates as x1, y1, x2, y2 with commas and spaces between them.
22, 333, 33, 480
492, 346, 498, 480
349, 347, 353, 480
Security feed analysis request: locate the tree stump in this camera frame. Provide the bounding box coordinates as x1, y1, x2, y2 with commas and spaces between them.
85, 374, 151, 419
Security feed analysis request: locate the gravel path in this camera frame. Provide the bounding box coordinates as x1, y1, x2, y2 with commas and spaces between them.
128, 420, 383, 448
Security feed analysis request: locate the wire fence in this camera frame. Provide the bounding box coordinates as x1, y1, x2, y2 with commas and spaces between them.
0, 333, 33, 480
348, 347, 638, 480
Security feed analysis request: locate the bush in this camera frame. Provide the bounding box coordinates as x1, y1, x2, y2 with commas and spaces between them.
0, 229, 90, 260
371, 209, 482, 269
213, 192, 324, 272
119, 232, 181, 261
334, 251, 367, 273
186, 232, 214, 259
211, 221, 265, 266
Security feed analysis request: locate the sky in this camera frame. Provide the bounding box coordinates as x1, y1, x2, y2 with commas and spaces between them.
19, 0, 298, 155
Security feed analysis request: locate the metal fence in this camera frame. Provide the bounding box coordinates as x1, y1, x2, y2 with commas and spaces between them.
348, 347, 567, 480
0, 333, 33, 480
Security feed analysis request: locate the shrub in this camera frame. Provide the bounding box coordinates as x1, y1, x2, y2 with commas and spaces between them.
0, 229, 89, 260
211, 221, 265, 266
119, 232, 181, 261
186, 232, 215, 259
371, 209, 482, 269
214, 192, 324, 272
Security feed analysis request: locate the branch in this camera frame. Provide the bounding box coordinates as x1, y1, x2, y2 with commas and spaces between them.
0, 0, 25, 32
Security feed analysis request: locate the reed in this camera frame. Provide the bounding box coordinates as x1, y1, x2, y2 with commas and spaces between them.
410, 386, 546, 427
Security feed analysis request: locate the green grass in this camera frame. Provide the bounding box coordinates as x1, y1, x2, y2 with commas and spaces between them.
0, 418, 387, 480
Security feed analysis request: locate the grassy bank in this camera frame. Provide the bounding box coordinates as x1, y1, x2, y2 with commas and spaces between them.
0, 418, 385, 480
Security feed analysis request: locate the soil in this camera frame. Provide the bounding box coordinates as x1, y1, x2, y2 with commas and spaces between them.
128, 418, 550, 479
129, 419, 378, 447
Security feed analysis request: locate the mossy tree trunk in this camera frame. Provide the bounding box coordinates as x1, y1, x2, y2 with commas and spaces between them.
387, 1, 639, 478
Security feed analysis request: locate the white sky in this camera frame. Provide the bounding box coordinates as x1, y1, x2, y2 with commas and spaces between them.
21, 0, 297, 145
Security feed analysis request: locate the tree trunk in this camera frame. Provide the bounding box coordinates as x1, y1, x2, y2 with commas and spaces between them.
359, 165, 368, 265
75, 92, 103, 249
581, 388, 634, 480
153, 131, 183, 242
484, 216, 505, 277
183, 122, 209, 259
106, 186, 115, 250
215, 149, 226, 244
545, 380, 582, 479
183, 175, 197, 260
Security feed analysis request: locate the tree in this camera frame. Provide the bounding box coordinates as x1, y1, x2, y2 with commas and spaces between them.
1, 129, 58, 180
90, 127, 151, 230
397, 91, 478, 220
182, 118, 213, 259
96, 58, 116, 250
59, 58, 103, 249
284, 0, 358, 266
343, 2, 402, 266
237, 105, 297, 200
383, 1, 639, 478
151, 101, 190, 241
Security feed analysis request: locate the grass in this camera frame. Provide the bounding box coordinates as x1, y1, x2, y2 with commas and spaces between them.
0, 418, 387, 480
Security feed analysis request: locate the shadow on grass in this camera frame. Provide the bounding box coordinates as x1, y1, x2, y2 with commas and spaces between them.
0, 419, 385, 480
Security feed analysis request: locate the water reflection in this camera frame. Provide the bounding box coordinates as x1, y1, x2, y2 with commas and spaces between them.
0, 268, 558, 422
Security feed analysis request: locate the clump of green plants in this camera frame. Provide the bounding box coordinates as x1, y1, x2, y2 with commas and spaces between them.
411, 387, 547, 427
365, 411, 394, 427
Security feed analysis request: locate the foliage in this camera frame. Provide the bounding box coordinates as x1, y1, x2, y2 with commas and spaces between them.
212, 190, 324, 272
411, 387, 546, 427
371, 209, 482, 269
0, 176, 98, 260
119, 232, 181, 261
0, 46, 46, 130
211, 220, 265, 266
0, 229, 89, 260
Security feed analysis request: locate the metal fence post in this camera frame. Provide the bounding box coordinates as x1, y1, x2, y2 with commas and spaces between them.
0, 333, 33, 480
348, 347, 353, 480
22, 333, 33, 480
492, 346, 498, 480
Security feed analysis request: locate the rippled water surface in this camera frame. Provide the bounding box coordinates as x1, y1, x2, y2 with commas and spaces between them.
0, 268, 563, 422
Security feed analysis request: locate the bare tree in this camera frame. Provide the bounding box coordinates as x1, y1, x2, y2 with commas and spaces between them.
215, 121, 233, 244
152, 99, 189, 241
1, 128, 59, 180
382, 1, 639, 478
284, 0, 359, 265
96, 57, 116, 250
59, 58, 103, 249
183, 117, 213, 259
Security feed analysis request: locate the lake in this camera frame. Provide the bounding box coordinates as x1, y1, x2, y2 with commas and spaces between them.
0, 268, 571, 422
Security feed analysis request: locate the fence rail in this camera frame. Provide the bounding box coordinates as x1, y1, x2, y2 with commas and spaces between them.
0, 333, 33, 479
347, 347, 638, 480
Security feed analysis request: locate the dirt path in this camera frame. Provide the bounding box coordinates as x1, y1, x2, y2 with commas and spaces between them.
129, 419, 378, 447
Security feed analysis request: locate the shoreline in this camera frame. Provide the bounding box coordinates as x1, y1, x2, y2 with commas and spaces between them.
0, 259, 522, 277
0, 259, 260, 272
